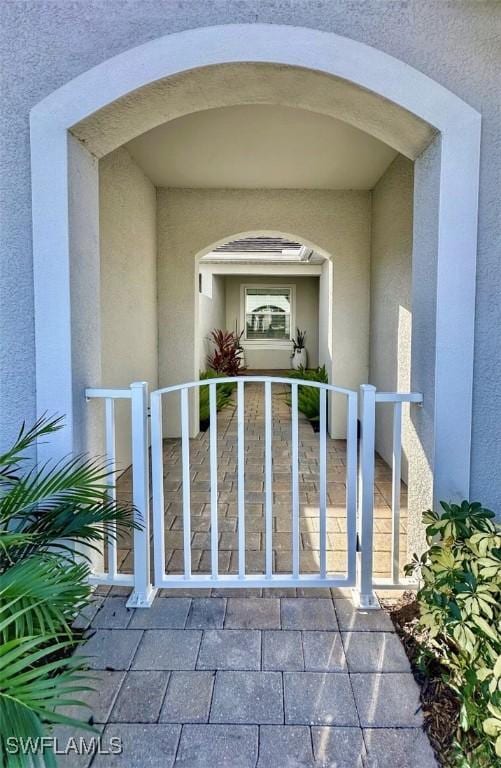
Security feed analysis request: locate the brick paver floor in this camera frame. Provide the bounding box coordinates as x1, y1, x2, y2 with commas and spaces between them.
59, 380, 436, 766
60, 593, 437, 767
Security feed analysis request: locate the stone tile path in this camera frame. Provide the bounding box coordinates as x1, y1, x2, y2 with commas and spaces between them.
59, 592, 437, 767
114, 379, 408, 581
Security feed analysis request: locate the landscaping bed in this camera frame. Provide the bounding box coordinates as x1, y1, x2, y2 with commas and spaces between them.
382, 500, 501, 768
382, 592, 461, 767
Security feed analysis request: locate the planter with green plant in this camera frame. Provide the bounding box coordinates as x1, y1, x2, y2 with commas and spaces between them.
404, 501, 501, 767
284, 365, 328, 431
0, 416, 138, 767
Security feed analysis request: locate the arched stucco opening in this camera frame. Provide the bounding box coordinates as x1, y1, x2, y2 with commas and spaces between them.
181, 224, 361, 444
193, 230, 337, 434
30, 24, 481, 558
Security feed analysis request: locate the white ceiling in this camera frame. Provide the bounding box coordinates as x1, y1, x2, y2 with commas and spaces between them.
125, 104, 398, 190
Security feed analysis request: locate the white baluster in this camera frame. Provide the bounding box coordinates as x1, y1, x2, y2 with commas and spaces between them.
150, 391, 165, 586
291, 383, 300, 578
391, 401, 402, 584
181, 387, 191, 578
105, 398, 118, 581
265, 380, 273, 578
346, 391, 358, 585
209, 383, 219, 580
319, 388, 327, 579
237, 380, 245, 578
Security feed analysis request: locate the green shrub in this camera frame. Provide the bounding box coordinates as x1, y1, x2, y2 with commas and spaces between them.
284, 365, 328, 426
405, 501, 501, 767
0, 416, 138, 766
199, 369, 235, 427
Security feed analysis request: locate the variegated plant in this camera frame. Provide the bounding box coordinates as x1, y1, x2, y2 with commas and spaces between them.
405, 501, 501, 766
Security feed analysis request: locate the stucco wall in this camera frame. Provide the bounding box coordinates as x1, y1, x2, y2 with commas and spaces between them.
369, 156, 413, 481
1, 2, 500, 509
223, 274, 319, 370
99, 146, 158, 468
157, 188, 370, 436
198, 270, 226, 372
69, 136, 101, 459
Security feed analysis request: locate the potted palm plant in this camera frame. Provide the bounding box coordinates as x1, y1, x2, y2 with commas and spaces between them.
291, 328, 307, 370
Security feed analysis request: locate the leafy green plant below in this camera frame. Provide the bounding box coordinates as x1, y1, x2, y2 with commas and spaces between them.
405, 501, 501, 767
199, 369, 236, 429
284, 365, 328, 428
0, 416, 138, 767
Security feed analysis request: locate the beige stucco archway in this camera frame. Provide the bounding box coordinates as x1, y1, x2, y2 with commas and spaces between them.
30, 24, 481, 556
157, 195, 369, 439
194, 230, 336, 401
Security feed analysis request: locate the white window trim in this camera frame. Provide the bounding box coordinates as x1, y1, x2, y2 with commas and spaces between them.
240, 283, 296, 349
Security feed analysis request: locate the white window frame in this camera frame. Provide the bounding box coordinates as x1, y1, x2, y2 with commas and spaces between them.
240, 283, 296, 349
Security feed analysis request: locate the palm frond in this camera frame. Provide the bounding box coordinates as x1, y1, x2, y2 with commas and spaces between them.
0, 453, 114, 523
0, 532, 40, 567
0, 555, 90, 643
0, 415, 136, 761
0, 633, 95, 768
1, 500, 136, 568
0, 416, 63, 487
0, 447, 138, 568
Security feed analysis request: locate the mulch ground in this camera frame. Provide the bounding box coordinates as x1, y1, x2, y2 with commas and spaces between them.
381, 593, 460, 767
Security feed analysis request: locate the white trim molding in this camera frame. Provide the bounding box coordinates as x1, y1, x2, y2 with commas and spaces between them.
30, 23, 481, 508
200, 262, 323, 277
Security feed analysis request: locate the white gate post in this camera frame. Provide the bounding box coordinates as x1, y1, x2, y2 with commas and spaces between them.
126, 381, 157, 608
354, 384, 379, 609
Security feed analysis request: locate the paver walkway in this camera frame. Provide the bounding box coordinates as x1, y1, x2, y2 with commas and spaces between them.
59, 591, 436, 767
57, 379, 436, 766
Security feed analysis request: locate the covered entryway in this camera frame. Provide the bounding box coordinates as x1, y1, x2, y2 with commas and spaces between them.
31, 24, 480, 601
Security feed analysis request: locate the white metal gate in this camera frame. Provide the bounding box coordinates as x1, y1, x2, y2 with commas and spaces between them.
151, 377, 357, 591
86, 377, 422, 608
